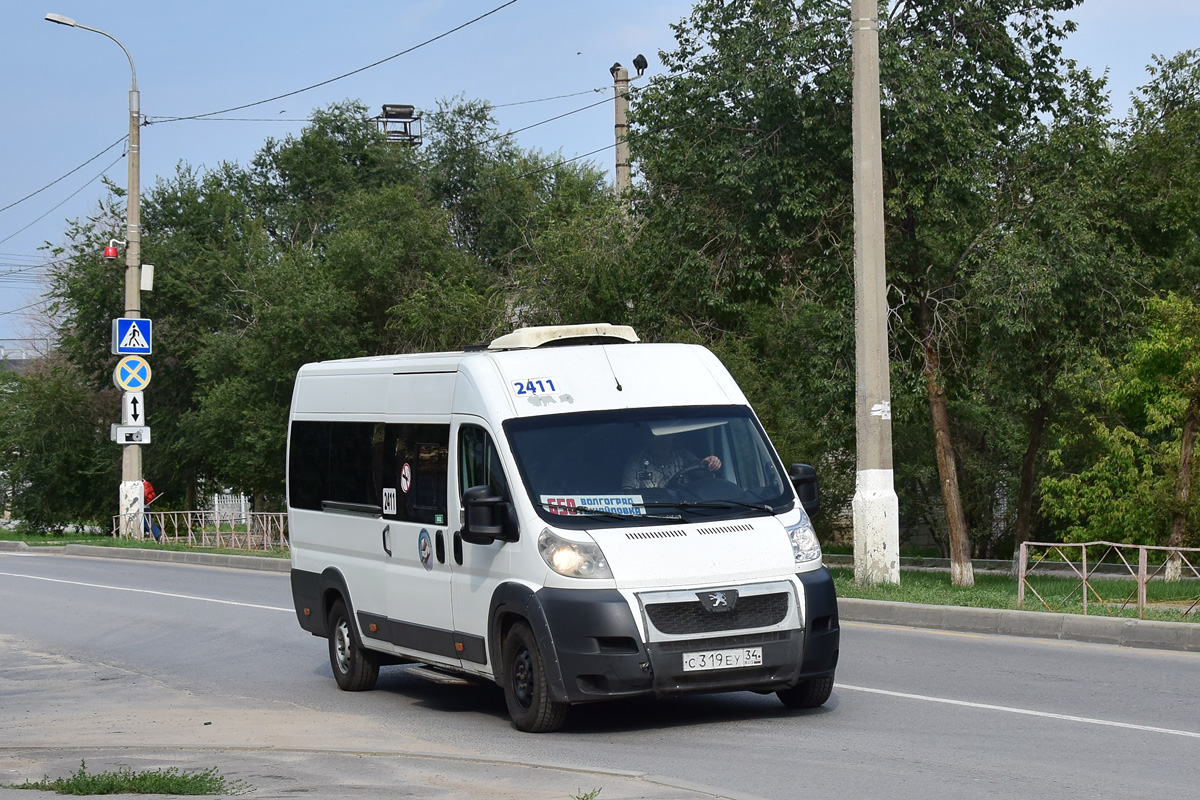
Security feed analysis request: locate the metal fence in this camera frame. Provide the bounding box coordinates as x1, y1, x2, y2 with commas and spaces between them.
211, 493, 250, 528
112, 510, 288, 551
1018, 540, 1200, 619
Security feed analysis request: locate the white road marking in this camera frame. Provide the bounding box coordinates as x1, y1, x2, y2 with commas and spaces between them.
838, 683, 1200, 739
0, 570, 292, 612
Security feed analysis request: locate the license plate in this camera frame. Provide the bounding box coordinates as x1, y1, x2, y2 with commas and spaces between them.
681, 646, 763, 672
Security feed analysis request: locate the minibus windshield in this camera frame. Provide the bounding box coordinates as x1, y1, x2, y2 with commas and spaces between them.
503, 405, 794, 526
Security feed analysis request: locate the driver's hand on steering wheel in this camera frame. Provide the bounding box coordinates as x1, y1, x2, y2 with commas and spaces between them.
702, 455, 721, 471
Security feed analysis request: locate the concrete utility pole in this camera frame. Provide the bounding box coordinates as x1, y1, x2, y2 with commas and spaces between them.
611, 62, 631, 195
850, 0, 900, 585
46, 13, 145, 537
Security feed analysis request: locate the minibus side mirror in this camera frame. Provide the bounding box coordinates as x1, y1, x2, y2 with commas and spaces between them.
461, 485, 518, 544
789, 463, 820, 517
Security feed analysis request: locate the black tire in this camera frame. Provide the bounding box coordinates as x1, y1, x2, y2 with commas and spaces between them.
502, 621, 567, 732
777, 673, 835, 709
327, 599, 380, 692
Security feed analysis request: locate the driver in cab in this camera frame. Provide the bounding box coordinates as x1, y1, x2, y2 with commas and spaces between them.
621, 433, 721, 489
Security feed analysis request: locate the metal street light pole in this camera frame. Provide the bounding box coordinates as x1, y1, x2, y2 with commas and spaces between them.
46, 13, 144, 536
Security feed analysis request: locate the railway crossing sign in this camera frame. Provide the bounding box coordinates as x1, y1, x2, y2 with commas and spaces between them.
113, 355, 152, 391
112, 318, 152, 354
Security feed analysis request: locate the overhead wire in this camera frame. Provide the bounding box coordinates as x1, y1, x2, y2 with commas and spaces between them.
492, 87, 607, 108
147, 0, 522, 124
0, 151, 127, 248
1, 8, 796, 265
142, 88, 611, 125
483, 94, 616, 145
0, 262, 54, 288
0, 136, 128, 216
0, 300, 47, 318
143, 116, 314, 124
0, 2, 530, 275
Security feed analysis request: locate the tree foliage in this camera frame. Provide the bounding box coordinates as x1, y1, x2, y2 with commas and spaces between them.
1041, 294, 1200, 547
6, 9, 1197, 563
8, 100, 607, 520
0, 358, 117, 530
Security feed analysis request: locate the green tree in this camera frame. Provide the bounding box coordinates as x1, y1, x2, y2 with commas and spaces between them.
964, 67, 1136, 563
1119, 50, 1200, 292
1040, 52, 1200, 568
249, 100, 417, 248
626, 0, 1091, 585
423, 97, 611, 276
1041, 294, 1200, 560
0, 358, 117, 530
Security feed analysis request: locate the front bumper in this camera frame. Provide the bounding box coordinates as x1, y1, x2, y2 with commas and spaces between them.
538, 570, 837, 704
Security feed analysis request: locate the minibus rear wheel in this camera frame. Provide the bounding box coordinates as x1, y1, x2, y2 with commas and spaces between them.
502, 621, 567, 732
328, 599, 380, 691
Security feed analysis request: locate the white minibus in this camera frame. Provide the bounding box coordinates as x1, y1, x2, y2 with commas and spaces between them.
287, 324, 839, 732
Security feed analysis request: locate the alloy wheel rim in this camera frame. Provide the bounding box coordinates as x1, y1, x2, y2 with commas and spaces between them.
335, 620, 351, 673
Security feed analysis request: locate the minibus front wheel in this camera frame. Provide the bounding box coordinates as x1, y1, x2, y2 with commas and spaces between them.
777, 673, 834, 709
502, 621, 568, 732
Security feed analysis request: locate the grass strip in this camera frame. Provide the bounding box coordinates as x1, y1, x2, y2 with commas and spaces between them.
10, 760, 249, 795
830, 566, 1199, 623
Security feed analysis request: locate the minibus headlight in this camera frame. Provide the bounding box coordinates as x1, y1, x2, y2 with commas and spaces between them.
786, 514, 822, 565
538, 529, 613, 579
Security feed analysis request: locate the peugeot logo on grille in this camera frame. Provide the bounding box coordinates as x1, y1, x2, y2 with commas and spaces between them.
698, 589, 738, 613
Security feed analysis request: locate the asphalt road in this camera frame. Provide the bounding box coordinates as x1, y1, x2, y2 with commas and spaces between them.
1, 551, 1197, 799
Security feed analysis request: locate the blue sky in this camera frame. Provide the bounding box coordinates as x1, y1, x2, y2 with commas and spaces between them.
1, 0, 1196, 346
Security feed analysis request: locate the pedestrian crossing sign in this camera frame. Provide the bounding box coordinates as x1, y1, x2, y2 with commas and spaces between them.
112, 318, 152, 355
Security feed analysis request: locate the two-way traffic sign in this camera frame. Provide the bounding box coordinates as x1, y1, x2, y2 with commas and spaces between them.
122, 391, 146, 425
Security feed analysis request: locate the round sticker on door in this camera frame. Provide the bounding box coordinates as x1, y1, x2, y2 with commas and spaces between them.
400, 463, 412, 493
417, 529, 433, 571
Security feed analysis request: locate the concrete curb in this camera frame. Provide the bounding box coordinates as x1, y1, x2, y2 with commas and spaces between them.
60, 543, 291, 572
0, 539, 288, 572
839, 597, 1200, 652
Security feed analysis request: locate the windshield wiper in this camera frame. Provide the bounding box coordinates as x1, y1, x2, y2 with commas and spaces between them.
641, 499, 777, 514
538, 502, 683, 522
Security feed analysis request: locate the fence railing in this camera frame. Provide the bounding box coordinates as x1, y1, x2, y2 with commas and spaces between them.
1018, 540, 1200, 619
112, 510, 288, 551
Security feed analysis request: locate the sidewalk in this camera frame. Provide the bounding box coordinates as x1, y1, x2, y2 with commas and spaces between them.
0, 748, 755, 800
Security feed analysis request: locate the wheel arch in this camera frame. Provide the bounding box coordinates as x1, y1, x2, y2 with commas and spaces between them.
316, 567, 353, 639
489, 581, 569, 703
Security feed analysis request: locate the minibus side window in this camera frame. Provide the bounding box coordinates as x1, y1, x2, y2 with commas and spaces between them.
288, 421, 384, 511
459, 424, 509, 499
384, 423, 450, 524
288, 420, 329, 511
327, 422, 384, 508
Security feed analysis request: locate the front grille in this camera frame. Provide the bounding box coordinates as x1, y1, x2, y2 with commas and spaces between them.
645, 592, 789, 635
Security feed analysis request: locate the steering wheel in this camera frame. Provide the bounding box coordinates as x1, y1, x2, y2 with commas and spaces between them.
666, 463, 714, 488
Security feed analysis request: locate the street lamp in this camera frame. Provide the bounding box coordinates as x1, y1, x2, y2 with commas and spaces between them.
46, 12, 145, 537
